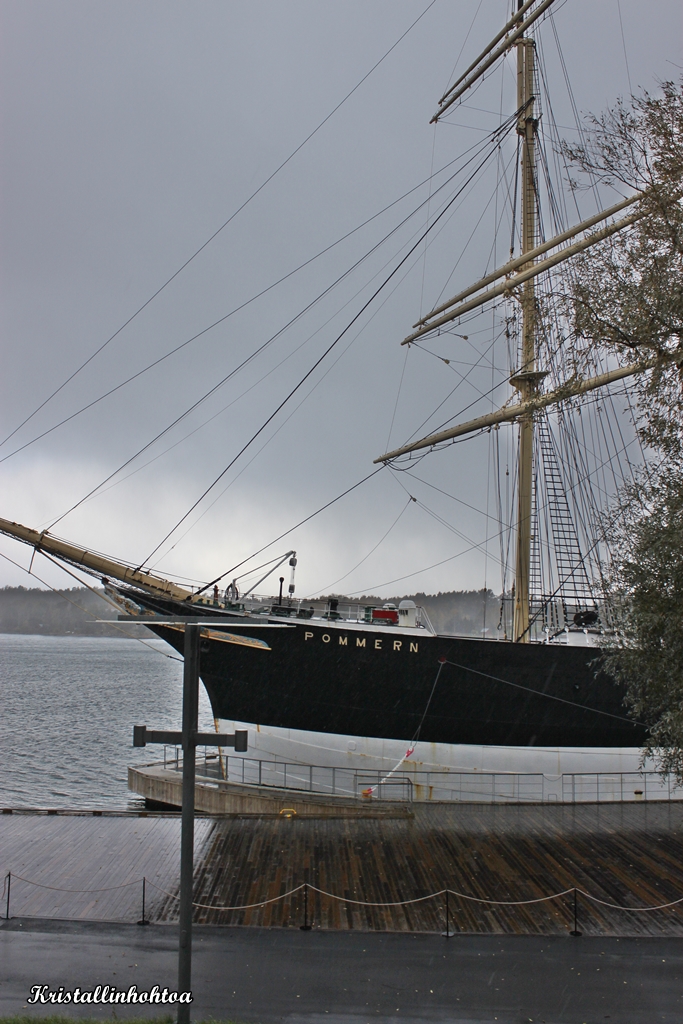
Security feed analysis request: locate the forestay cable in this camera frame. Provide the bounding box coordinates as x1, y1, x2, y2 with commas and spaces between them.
41, 117, 518, 537
1, 0, 440, 450
140, 130, 515, 567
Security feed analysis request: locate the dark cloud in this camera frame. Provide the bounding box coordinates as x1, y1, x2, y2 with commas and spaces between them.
1, 0, 679, 594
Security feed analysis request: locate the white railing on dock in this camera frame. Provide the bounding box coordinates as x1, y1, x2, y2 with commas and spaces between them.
159, 747, 682, 805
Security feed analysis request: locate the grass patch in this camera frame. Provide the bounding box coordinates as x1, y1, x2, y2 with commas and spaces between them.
0, 1019, 248, 1024
0, 1019, 176, 1024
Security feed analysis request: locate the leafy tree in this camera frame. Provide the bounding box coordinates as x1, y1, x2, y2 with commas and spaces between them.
563, 80, 683, 452
601, 473, 683, 777
562, 81, 683, 776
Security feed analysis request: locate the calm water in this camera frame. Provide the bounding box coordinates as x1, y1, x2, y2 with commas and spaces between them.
0, 634, 215, 809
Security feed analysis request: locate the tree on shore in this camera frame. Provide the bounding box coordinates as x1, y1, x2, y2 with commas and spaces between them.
562, 79, 683, 454
561, 80, 683, 777
600, 472, 683, 778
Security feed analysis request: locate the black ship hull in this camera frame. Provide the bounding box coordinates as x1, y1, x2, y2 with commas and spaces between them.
146, 613, 643, 749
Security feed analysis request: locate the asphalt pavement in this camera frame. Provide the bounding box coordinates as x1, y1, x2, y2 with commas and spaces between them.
1, 918, 681, 1023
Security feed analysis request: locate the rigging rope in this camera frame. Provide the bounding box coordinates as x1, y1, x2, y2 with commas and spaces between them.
40, 117, 519, 543
139, 127, 519, 568
307, 496, 415, 599
439, 659, 642, 725
195, 467, 386, 595
0, 0, 440, 451
0, 550, 182, 662
353, 392, 640, 601
148, 239, 446, 570
359, 660, 446, 799
2, 134, 503, 471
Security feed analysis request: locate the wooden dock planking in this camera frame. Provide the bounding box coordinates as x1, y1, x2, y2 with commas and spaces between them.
2, 803, 683, 934
0, 814, 213, 922
151, 802, 683, 935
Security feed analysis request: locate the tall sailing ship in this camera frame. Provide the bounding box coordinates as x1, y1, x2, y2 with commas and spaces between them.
1, 0, 668, 778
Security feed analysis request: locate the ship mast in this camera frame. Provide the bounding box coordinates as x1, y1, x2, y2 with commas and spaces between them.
0, 2, 671, 626
373, 0, 673, 641
511, 15, 538, 642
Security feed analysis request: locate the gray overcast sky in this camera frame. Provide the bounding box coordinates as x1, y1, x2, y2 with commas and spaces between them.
1, 0, 681, 596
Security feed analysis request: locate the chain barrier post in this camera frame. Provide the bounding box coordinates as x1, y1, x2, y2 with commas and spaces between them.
5, 871, 10, 920
442, 889, 451, 938
570, 887, 582, 936
300, 882, 312, 931
138, 876, 149, 926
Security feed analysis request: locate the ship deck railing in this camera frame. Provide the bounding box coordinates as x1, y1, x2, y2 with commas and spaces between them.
189, 594, 438, 632
155, 747, 683, 805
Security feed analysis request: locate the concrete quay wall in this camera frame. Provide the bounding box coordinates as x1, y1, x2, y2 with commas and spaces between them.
128, 764, 411, 817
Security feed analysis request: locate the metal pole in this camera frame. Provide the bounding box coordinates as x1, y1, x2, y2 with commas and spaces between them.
442, 889, 450, 938
570, 888, 582, 936
300, 882, 312, 931
138, 876, 149, 926
178, 623, 200, 1022
5, 872, 10, 920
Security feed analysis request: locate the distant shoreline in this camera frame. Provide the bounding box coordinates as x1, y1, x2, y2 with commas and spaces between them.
0, 586, 152, 638
0, 629, 152, 638
0, 585, 499, 638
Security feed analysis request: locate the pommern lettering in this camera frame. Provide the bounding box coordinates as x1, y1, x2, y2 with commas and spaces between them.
302, 630, 417, 652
